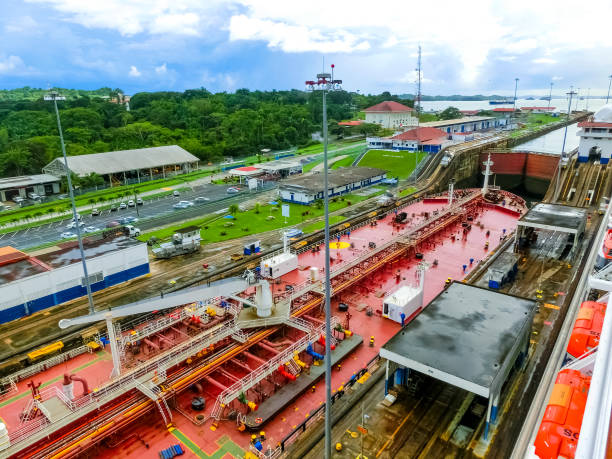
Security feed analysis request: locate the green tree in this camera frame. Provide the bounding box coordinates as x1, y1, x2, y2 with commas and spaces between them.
0, 146, 31, 175
228, 204, 239, 215
438, 107, 462, 120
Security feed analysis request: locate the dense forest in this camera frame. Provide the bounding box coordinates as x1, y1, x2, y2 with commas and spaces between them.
0, 87, 410, 178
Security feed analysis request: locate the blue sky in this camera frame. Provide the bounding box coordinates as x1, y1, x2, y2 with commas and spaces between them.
1, 0, 611, 96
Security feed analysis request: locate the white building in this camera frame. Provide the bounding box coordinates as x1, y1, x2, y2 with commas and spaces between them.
279, 167, 387, 205
577, 104, 612, 164
364, 101, 417, 129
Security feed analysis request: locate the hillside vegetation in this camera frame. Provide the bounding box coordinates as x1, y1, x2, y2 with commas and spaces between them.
0, 87, 410, 178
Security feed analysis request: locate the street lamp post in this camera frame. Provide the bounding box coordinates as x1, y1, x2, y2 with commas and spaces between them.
554, 89, 577, 202
45, 90, 96, 315
512, 78, 519, 128
607, 75, 612, 104
305, 67, 342, 459
547, 82, 553, 109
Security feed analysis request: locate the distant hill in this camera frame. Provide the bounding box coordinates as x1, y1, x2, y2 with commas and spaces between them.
0, 86, 120, 101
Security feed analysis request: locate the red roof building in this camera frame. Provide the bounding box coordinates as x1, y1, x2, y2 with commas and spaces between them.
338, 120, 364, 126
578, 121, 612, 128
364, 101, 414, 112
521, 107, 556, 111
364, 101, 417, 129
390, 127, 447, 142
492, 108, 516, 113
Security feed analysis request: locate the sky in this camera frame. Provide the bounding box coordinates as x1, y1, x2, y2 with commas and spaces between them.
1, 0, 611, 97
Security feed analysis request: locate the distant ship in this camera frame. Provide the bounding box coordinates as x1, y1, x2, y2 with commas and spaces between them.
489, 98, 514, 105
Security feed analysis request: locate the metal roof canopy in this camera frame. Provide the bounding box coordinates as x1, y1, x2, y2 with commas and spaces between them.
517, 202, 586, 235
42, 145, 198, 177
0, 174, 60, 191
380, 282, 535, 401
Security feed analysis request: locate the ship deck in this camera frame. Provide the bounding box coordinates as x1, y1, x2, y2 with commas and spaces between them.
0, 192, 524, 459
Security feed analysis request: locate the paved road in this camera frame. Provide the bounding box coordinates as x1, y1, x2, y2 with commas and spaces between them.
3, 183, 275, 250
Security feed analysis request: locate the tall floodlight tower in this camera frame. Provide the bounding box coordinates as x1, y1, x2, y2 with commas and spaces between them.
415, 45, 422, 116
45, 90, 96, 315
547, 82, 553, 109
305, 67, 342, 459
574, 88, 580, 112
554, 89, 577, 202
512, 78, 519, 128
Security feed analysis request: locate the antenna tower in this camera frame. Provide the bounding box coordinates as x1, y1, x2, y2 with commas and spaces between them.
416, 45, 422, 117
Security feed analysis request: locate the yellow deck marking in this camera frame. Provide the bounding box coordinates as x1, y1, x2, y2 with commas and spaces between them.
543, 303, 560, 310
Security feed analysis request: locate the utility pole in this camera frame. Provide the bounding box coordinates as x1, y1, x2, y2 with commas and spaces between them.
607, 75, 612, 104
547, 82, 553, 109
574, 88, 580, 112
45, 90, 96, 315
512, 78, 519, 128
415, 45, 422, 116
305, 67, 342, 459
415, 45, 422, 186
554, 89, 577, 202
586, 88, 590, 112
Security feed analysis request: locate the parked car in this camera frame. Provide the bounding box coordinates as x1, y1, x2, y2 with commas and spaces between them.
226, 187, 240, 194
195, 196, 210, 203
70, 214, 82, 222
58, 194, 68, 199
106, 220, 120, 228
66, 221, 85, 229
119, 202, 127, 210
173, 190, 180, 197
28, 192, 41, 200
136, 198, 144, 206
83, 226, 99, 233
13, 196, 25, 203
110, 204, 118, 212
60, 232, 76, 239
127, 200, 135, 207
91, 208, 100, 216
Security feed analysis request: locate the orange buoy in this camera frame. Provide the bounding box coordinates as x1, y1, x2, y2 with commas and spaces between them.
567, 301, 606, 359
534, 369, 590, 459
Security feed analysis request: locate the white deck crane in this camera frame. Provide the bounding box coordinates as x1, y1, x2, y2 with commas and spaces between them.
58, 275, 273, 378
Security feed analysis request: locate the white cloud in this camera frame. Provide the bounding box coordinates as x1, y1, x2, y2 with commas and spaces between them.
497, 56, 517, 62
201, 71, 239, 90
4, 16, 38, 33
552, 76, 564, 81
26, 0, 226, 36
532, 57, 557, 64
155, 63, 167, 74
229, 15, 370, 53
129, 65, 141, 77
0, 55, 26, 74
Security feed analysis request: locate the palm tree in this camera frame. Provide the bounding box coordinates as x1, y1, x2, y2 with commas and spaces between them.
254, 202, 261, 214
229, 204, 239, 216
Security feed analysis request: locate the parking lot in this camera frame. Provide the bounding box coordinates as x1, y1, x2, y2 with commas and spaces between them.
2, 182, 275, 250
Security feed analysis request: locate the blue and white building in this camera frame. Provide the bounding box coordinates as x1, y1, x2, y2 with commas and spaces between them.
420, 116, 499, 134
279, 167, 387, 205
0, 235, 150, 323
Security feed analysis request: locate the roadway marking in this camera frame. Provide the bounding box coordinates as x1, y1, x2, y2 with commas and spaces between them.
0, 233, 5, 240
170, 428, 244, 459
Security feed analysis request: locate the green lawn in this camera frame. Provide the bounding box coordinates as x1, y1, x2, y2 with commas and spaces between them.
157, 195, 366, 246
331, 156, 355, 169
357, 150, 427, 179
302, 215, 345, 233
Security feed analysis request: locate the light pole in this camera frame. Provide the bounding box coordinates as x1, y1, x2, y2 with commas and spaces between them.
554, 89, 577, 202
547, 82, 553, 109
512, 78, 519, 128
45, 90, 96, 315
607, 75, 612, 104
305, 67, 342, 459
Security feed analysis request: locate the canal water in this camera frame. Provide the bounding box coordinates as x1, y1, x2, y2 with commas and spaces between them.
512, 122, 580, 155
